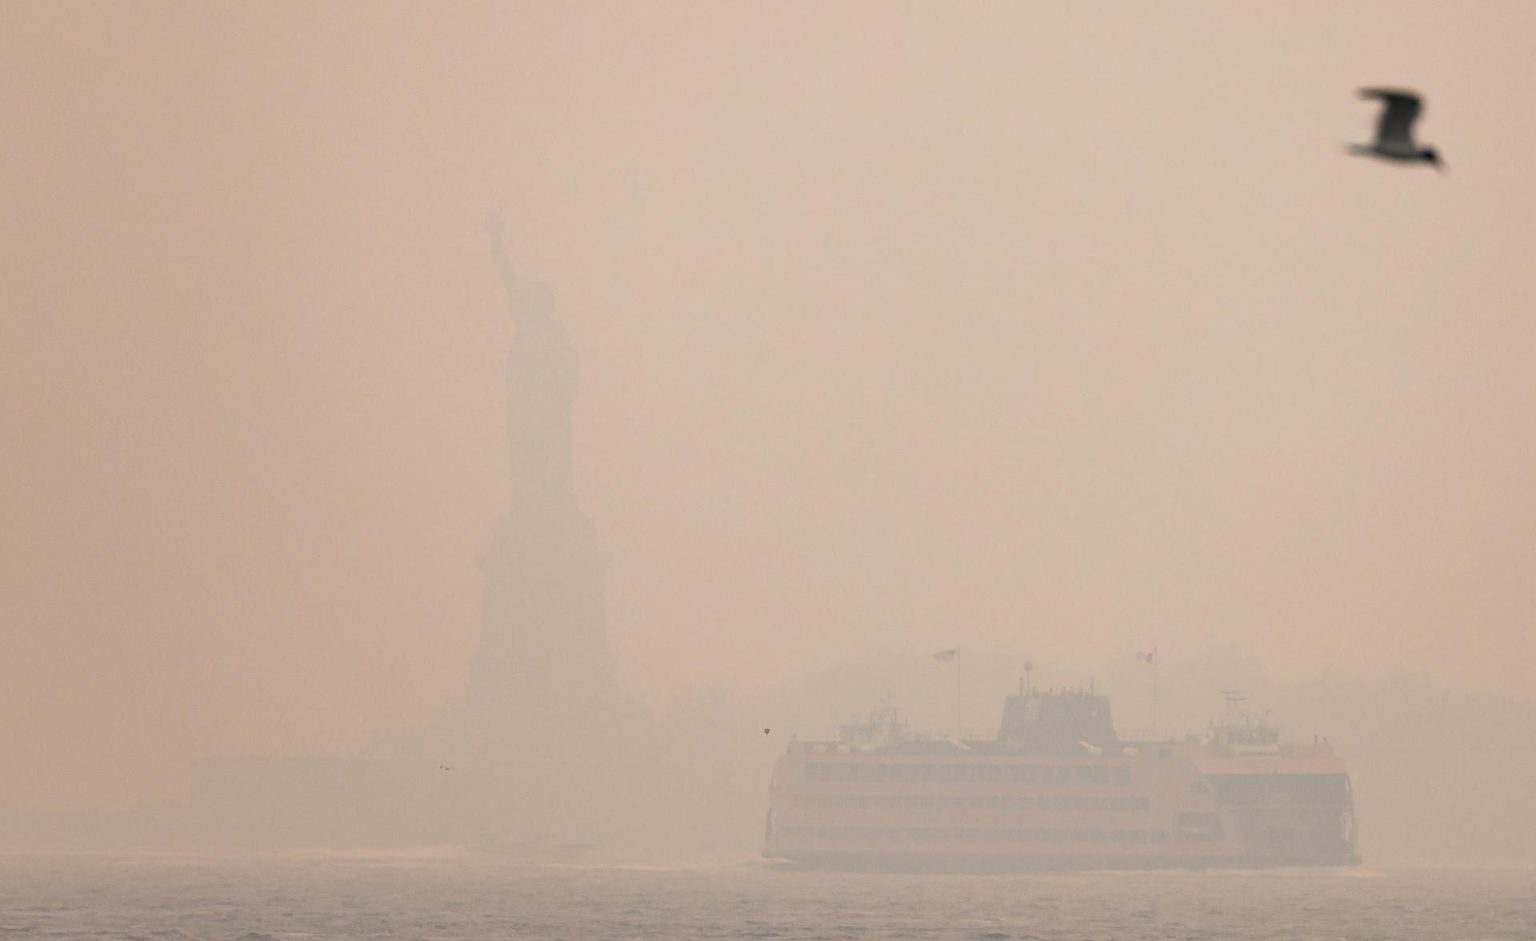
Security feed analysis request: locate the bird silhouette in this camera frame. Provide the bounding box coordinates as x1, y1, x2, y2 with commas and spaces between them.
763, 728, 771, 735
1350, 89, 1443, 171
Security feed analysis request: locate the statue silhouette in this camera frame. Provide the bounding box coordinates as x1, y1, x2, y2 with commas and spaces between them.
471, 215, 619, 755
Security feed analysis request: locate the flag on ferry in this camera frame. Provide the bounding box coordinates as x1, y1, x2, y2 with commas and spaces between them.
933, 648, 958, 662
1137, 648, 1157, 664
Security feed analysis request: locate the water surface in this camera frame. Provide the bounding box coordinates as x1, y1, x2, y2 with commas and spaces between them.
0, 855, 1529, 940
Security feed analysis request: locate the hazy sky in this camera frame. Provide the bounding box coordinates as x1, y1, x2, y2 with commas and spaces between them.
3, 1, 1534, 810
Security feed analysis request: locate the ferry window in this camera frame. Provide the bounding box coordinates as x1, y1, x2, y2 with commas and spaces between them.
979, 765, 1001, 782
1112, 766, 1130, 785
1019, 765, 1038, 784
1176, 812, 1224, 842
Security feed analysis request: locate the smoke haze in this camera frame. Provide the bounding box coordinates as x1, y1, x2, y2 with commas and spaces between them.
2, 2, 1534, 863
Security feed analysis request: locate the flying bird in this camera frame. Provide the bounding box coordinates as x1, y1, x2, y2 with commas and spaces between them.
1350, 89, 1443, 171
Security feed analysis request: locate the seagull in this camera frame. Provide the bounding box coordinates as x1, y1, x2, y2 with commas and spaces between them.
1350, 88, 1443, 171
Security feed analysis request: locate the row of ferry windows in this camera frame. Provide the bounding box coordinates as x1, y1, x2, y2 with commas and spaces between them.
804, 763, 1132, 786
778, 826, 1184, 845
792, 794, 1151, 813
1210, 773, 1350, 803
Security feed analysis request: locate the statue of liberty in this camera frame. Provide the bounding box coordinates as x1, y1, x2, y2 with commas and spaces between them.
471, 215, 619, 751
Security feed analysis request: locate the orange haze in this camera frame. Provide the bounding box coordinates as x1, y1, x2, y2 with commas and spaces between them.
2, 2, 1534, 814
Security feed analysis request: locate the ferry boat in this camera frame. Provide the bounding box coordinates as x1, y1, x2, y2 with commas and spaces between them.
762, 688, 1359, 870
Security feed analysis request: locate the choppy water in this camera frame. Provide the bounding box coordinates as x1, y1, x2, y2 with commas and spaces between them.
0, 855, 1531, 940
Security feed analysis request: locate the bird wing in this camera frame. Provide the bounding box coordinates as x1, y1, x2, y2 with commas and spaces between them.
1359, 88, 1422, 148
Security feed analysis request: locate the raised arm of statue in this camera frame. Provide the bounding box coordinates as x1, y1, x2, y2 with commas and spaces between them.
487, 211, 521, 299
486, 210, 557, 330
